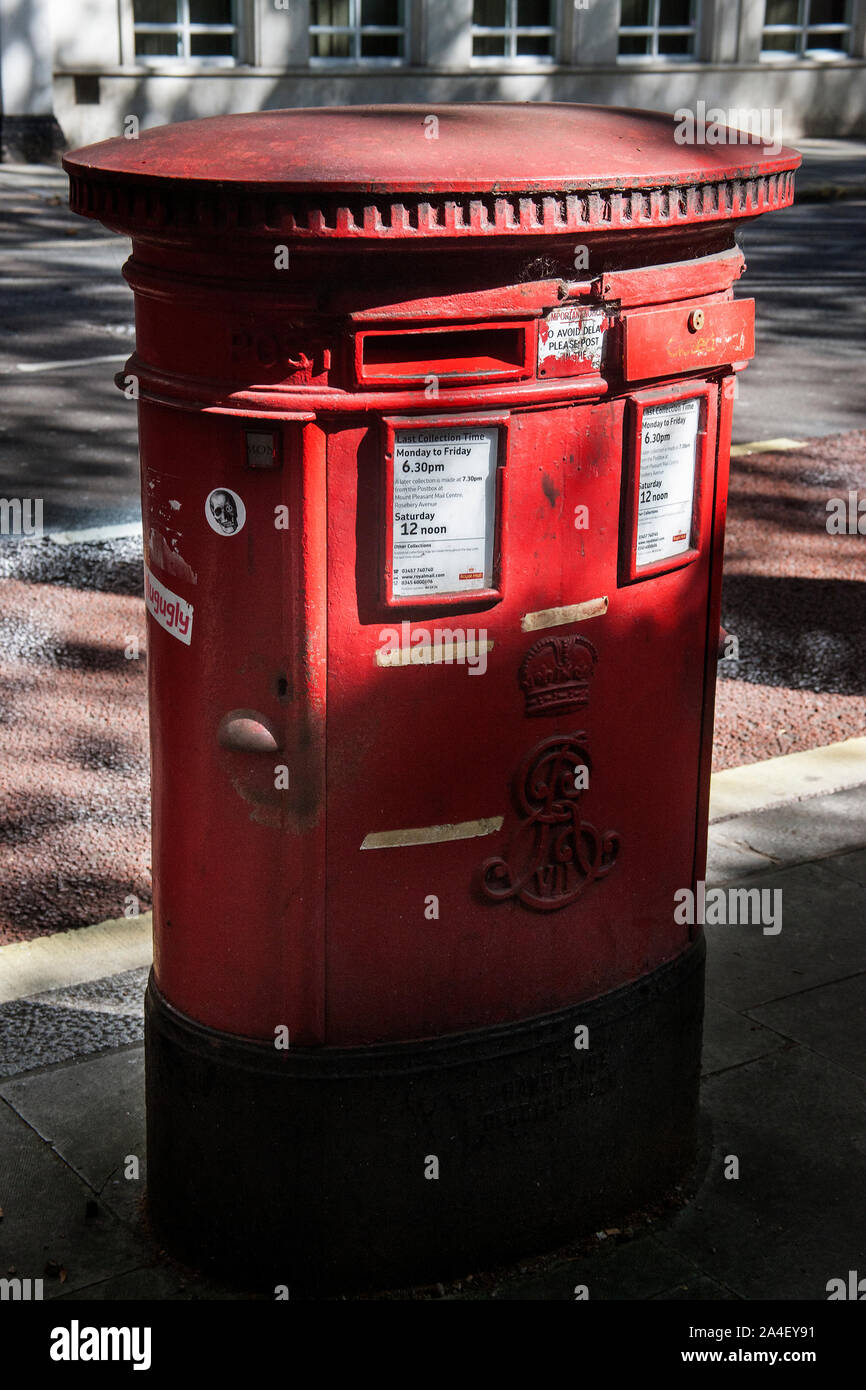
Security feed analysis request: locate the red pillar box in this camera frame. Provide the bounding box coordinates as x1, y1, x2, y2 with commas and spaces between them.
64, 105, 799, 1293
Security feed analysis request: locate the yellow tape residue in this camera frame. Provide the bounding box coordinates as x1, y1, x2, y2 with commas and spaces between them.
521, 596, 608, 633
361, 817, 504, 850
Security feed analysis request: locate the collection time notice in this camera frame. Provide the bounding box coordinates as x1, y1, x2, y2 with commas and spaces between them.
391, 426, 498, 599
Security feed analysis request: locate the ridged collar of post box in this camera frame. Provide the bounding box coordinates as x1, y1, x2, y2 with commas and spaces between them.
64, 103, 800, 243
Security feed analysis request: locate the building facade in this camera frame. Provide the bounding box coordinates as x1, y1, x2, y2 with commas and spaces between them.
2, 1, 865, 158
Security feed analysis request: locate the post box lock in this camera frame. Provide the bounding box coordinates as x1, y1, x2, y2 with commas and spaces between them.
688, 309, 705, 332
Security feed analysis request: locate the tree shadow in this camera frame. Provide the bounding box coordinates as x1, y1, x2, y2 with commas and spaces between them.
720, 574, 865, 694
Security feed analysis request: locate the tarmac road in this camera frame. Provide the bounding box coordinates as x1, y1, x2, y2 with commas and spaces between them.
736, 192, 866, 442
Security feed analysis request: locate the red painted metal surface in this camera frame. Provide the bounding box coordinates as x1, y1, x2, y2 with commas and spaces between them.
63, 105, 800, 1047
65, 104, 798, 242
623, 298, 755, 382
62, 104, 797, 193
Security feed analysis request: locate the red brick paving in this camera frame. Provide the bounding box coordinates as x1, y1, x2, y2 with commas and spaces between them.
714, 428, 866, 769
0, 578, 150, 943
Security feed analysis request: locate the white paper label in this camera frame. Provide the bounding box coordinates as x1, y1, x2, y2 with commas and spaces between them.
391, 426, 498, 599
538, 308, 606, 373
635, 398, 701, 568
145, 563, 193, 644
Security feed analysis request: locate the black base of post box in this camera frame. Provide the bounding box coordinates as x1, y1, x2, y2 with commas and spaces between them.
144, 937, 705, 1296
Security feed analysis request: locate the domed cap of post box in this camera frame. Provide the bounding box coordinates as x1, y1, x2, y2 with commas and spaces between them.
64, 103, 800, 244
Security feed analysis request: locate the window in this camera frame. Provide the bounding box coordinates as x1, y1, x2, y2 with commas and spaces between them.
133, 0, 238, 62
618, 0, 699, 59
471, 0, 558, 63
761, 0, 852, 58
310, 0, 406, 63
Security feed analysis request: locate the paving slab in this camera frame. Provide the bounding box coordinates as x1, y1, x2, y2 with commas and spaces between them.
823, 846, 866, 887
51, 1265, 185, 1301
649, 1274, 739, 1300
706, 829, 777, 885
709, 739, 866, 822
701, 999, 788, 1078
654, 1046, 866, 1301
748, 972, 866, 1082
708, 785, 866, 871
32, 967, 148, 1019
49, 1263, 251, 1301
441, 1235, 705, 1302
53, 1269, 256, 1301
704, 859, 866, 1012
0, 784, 861, 1301
0, 1046, 146, 1226
0, 1096, 150, 1299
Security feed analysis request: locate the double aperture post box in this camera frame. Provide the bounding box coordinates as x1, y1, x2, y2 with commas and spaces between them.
65, 105, 799, 1291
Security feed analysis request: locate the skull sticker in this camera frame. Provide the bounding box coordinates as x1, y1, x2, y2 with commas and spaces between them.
206, 487, 246, 536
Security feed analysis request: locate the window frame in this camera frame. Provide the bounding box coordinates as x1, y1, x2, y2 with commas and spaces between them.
760, 0, 853, 61
470, 0, 561, 66
131, 0, 243, 66
308, 0, 409, 67
617, 0, 701, 63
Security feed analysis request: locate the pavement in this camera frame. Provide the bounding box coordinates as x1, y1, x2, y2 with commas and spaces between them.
1, 741, 865, 1300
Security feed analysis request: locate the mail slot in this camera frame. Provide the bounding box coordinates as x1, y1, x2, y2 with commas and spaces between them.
357, 322, 530, 385
64, 103, 800, 1294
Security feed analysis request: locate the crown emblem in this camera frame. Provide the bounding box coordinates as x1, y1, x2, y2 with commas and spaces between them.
518, 635, 598, 716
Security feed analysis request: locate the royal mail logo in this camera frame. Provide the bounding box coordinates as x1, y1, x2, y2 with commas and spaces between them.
145, 563, 193, 645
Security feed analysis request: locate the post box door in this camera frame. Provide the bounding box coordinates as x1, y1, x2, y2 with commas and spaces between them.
325, 381, 721, 1045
